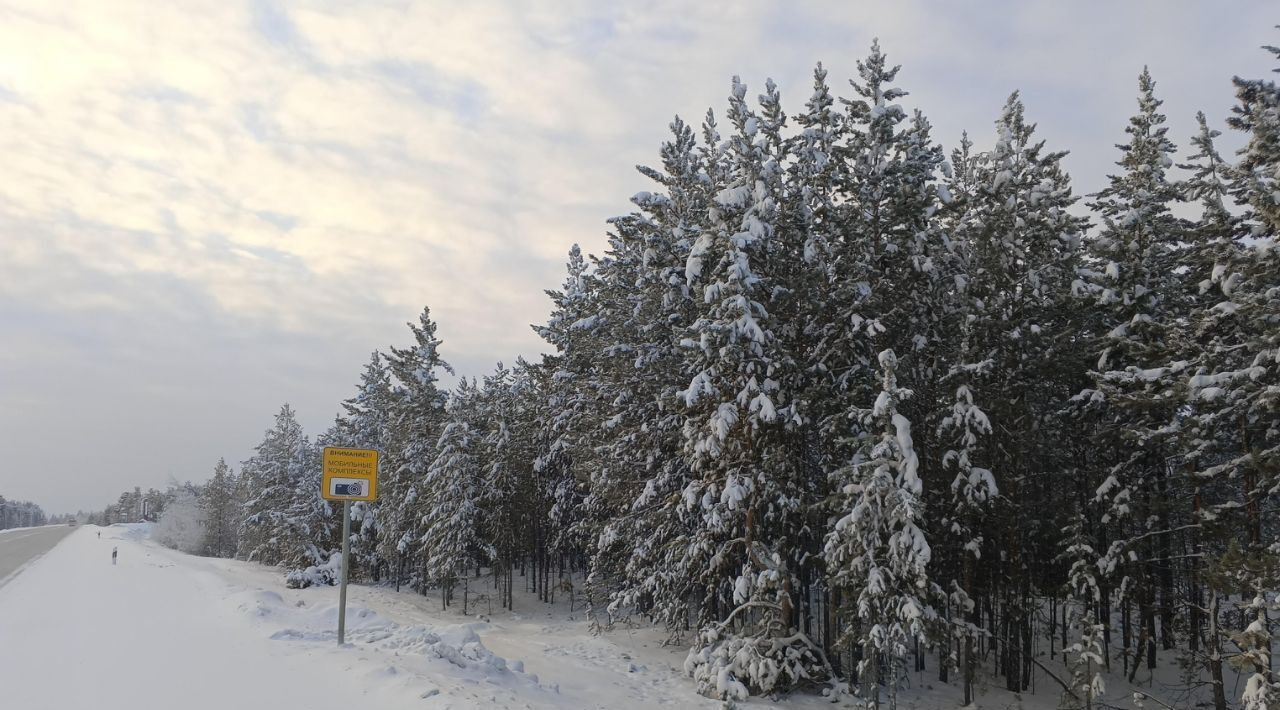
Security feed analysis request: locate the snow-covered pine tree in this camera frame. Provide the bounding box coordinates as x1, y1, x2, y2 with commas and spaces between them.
1179, 112, 1240, 308
1185, 39, 1280, 555
678, 76, 829, 701
378, 307, 453, 590
1218, 541, 1280, 710
1178, 110, 1244, 479
929, 129, 1001, 699
777, 64, 852, 662
789, 62, 844, 269
475, 362, 527, 610
1077, 69, 1190, 673
531, 244, 599, 580
583, 116, 705, 635
337, 352, 396, 580
419, 390, 488, 608
814, 56, 954, 691
1058, 513, 1105, 710
1179, 49, 1280, 709
514, 362, 569, 604
815, 41, 909, 441
1173, 113, 1250, 694
1235, 592, 1280, 710
238, 404, 332, 576
155, 484, 207, 555
822, 39, 952, 404
1228, 39, 1280, 232
824, 349, 935, 709
936, 353, 996, 704
960, 92, 1090, 692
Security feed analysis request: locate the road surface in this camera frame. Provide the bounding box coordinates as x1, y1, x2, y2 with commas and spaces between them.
0, 525, 75, 585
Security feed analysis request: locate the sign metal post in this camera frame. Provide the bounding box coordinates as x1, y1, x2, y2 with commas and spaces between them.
338, 499, 351, 644
321, 446, 379, 647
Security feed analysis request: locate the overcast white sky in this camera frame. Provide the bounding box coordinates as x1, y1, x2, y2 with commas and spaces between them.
0, 0, 1275, 513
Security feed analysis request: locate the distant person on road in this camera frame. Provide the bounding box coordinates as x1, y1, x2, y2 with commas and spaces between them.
112, 547, 117, 565
97, 531, 100, 539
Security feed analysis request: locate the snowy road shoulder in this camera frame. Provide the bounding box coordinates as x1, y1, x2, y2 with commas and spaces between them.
192, 548, 727, 709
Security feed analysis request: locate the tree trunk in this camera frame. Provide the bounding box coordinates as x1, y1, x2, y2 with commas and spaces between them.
1145, 598, 1157, 673
862, 641, 879, 710
1122, 597, 1132, 676
1189, 486, 1203, 654
1098, 588, 1112, 672
1156, 465, 1176, 651
1208, 588, 1227, 710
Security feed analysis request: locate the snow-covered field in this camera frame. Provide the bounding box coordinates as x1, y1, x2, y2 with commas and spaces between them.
0, 525, 1234, 709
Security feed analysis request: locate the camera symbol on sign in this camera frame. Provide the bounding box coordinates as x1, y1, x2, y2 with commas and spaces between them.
334, 481, 364, 497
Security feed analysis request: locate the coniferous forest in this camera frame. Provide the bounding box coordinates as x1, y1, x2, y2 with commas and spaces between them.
0, 495, 47, 530
115, 39, 1280, 708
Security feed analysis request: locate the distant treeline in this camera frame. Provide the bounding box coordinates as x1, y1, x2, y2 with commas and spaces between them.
0, 496, 47, 529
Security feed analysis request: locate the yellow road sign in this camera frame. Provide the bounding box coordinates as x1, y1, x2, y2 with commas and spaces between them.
321, 447, 379, 501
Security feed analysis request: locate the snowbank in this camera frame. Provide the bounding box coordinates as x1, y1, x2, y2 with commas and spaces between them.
284, 550, 342, 588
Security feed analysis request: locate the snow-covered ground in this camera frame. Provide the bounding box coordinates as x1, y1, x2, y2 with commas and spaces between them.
0, 525, 720, 709
0, 525, 1232, 709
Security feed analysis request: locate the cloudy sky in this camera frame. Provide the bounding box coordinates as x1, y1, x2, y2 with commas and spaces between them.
0, 0, 1274, 514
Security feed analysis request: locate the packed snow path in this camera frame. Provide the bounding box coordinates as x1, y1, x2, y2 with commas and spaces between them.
0, 525, 74, 585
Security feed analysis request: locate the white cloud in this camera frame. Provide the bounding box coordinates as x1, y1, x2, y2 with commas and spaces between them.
0, 0, 1275, 511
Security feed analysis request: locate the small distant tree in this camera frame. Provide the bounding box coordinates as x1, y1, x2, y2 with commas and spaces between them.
202, 458, 240, 558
